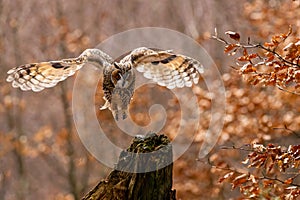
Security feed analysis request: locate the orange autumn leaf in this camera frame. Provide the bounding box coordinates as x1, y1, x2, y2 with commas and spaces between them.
225, 31, 241, 41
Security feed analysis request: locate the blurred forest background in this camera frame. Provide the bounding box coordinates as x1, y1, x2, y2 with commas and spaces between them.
0, 0, 299, 199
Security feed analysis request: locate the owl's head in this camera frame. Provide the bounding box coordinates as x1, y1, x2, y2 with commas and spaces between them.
111, 63, 135, 88
110, 63, 136, 120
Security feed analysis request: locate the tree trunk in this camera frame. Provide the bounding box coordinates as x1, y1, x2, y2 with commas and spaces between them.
82, 133, 176, 200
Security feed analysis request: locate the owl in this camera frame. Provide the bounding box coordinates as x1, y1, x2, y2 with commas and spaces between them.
6, 47, 204, 120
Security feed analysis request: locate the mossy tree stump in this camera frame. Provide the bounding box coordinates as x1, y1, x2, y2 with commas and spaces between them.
82, 133, 176, 200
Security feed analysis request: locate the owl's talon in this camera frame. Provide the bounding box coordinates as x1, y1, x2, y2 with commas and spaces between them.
115, 114, 119, 121
100, 101, 110, 110
113, 112, 119, 121
122, 112, 127, 120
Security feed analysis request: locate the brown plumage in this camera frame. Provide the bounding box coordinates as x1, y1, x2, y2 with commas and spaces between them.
6, 47, 204, 120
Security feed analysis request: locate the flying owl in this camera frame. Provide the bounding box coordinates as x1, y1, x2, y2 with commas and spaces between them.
6, 47, 204, 120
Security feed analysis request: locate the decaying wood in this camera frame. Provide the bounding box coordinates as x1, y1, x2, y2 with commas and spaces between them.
82, 133, 176, 200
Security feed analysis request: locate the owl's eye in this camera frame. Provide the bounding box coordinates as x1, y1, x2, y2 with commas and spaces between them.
111, 69, 122, 85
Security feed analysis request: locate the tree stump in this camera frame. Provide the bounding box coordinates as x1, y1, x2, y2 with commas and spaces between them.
82, 133, 176, 200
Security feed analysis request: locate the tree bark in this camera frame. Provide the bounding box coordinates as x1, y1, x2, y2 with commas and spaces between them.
82, 133, 176, 200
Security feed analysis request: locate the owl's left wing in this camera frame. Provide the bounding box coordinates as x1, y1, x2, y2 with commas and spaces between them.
6, 49, 113, 92
125, 47, 204, 89
6, 58, 85, 92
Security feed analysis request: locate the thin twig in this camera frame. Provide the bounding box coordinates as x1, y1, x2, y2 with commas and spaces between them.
260, 174, 300, 187
273, 125, 300, 138
211, 30, 300, 68
257, 44, 300, 68
276, 85, 300, 96
220, 145, 253, 152
210, 35, 229, 45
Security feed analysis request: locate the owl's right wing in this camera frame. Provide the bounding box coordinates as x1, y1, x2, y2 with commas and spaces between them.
123, 47, 204, 89
6, 49, 113, 92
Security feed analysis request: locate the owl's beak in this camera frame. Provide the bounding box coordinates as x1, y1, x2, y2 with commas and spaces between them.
121, 73, 130, 87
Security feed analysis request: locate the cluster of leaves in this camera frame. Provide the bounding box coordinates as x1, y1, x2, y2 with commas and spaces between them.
210, 24, 300, 199
210, 1, 300, 198
210, 28, 300, 198
219, 143, 300, 199
171, 61, 300, 199
245, 143, 300, 173
213, 27, 300, 95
